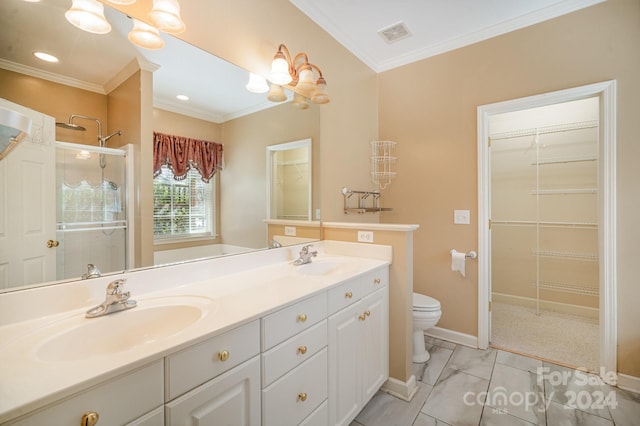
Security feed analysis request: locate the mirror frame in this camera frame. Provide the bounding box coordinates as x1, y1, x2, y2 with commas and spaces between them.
266, 138, 312, 221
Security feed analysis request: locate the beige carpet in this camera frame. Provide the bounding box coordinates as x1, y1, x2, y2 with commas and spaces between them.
491, 301, 599, 371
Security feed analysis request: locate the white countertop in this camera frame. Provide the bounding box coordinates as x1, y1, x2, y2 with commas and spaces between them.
0, 241, 391, 423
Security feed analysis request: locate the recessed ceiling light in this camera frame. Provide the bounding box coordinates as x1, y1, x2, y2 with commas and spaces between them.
33, 52, 59, 63
176, 94, 189, 101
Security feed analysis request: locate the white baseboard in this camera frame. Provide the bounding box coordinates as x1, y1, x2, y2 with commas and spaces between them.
617, 373, 640, 394
425, 326, 478, 348
492, 292, 599, 320
381, 375, 419, 402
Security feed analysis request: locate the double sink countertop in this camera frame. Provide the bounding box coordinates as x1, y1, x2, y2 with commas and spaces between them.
0, 241, 392, 423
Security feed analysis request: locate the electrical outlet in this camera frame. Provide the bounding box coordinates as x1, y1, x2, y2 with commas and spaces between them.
315, 209, 321, 220
357, 230, 374, 243
284, 226, 296, 236
454, 210, 470, 225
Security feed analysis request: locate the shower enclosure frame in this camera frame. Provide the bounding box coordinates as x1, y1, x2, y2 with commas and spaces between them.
476, 80, 617, 383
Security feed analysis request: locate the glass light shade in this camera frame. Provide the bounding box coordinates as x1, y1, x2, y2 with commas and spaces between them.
311, 77, 330, 104
65, 0, 111, 34
267, 84, 287, 102
128, 19, 164, 50
295, 68, 316, 98
292, 93, 310, 110
108, 0, 136, 4
149, 0, 185, 34
269, 56, 292, 85
246, 73, 269, 94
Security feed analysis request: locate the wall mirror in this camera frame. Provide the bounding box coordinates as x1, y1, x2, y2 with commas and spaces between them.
0, 0, 320, 292
267, 139, 312, 221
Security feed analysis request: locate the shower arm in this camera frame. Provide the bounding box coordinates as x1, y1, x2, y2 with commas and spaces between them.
69, 115, 103, 144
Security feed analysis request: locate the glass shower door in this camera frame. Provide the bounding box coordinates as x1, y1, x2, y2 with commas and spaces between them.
55, 142, 127, 280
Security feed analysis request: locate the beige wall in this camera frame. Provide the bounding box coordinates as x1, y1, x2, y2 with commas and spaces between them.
0, 68, 107, 146
221, 103, 320, 248
378, 0, 640, 376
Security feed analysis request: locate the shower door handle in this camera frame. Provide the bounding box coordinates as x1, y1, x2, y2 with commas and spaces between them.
47, 239, 59, 248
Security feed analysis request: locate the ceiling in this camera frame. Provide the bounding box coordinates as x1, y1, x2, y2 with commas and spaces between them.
0, 0, 603, 122
289, 0, 605, 72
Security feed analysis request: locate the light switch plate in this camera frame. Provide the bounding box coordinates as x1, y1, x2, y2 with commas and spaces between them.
357, 230, 374, 243
454, 210, 470, 225
284, 226, 296, 236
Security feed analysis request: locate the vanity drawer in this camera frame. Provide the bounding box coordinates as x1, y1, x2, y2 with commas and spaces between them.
8, 360, 163, 426
262, 348, 328, 426
166, 320, 260, 401
261, 319, 327, 387
261, 292, 327, 351
300, 400, 328, 426
361, 266, 388, 297
327, 277, 363, 315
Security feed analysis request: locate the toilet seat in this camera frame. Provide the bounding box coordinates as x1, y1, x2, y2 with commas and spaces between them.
413, 293, 441, 312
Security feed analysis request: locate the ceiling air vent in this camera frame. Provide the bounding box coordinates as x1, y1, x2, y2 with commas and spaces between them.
378, 21, 412, 44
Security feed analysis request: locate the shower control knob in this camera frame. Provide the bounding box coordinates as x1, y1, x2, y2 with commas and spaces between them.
47, 239, 60, 248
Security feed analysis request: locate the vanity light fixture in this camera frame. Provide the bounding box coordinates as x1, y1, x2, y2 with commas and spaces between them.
128, 18, 164, 50
245, 73, 269, 94
266, 44, 330, 105
149, 0, 186, 34
65, 0, 111, 34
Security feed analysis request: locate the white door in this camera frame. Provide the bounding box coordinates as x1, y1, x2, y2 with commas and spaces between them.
0, 100, 56, 289
360, 287, 388, 403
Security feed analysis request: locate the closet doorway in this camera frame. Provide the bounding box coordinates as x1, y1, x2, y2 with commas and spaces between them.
476, 82, 617, 379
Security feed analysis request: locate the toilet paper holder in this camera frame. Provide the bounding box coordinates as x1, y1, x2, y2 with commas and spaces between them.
450, 249, 477, 259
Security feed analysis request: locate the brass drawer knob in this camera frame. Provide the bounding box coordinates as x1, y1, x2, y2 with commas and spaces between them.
218, 350, 230, 362
359, 310, 371, 321
297, 392, 308, 402
297, 313, 307, 323
345, 291, 353, 299
47, 239, 60, 248
297, 345, 308, 355
373, 278, 381, 284
81, 412, 99, 426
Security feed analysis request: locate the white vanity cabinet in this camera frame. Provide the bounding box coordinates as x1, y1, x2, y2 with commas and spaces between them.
328, 267, 389, 426
164, 320, 261, 425
261, 292, 328, 426
7, 360, 164, 425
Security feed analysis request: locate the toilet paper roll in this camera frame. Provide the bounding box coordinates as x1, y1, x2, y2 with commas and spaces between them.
450, 249, 466, 277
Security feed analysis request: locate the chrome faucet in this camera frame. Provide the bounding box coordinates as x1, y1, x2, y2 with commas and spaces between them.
82, 263, 102, 279
85, 278, 137, 318
269, 239, 282, 248
293, 244, 318, 265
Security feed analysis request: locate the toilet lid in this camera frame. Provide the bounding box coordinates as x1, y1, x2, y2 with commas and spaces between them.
413, 293, 441, 311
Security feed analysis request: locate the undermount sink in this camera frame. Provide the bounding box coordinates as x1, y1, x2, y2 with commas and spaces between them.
34, 296, 212, 362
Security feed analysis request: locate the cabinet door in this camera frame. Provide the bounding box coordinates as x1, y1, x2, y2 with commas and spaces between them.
166, 356, 260, 426
361, 287, 389, 402
328, 301, 361, 426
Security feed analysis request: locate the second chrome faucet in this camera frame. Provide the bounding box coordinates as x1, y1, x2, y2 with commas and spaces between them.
293, 244, 318, 265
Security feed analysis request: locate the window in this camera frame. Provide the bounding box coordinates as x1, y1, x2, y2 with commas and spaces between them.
153, 165, 215, 240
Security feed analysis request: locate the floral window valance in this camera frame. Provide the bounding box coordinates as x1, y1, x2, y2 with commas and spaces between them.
153, 131, 223, 183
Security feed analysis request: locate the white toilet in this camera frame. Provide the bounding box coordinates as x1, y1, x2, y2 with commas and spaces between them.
412, 292, 442, 363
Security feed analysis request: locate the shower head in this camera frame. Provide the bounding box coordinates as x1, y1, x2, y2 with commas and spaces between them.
56, 121, 86, 131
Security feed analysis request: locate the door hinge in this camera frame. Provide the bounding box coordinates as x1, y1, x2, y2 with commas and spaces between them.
489, 301, 492, 312
488, 137, 492, 148
489, 219, 492, 229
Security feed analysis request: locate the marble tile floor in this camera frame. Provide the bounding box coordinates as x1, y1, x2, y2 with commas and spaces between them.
351, 337, 640, 426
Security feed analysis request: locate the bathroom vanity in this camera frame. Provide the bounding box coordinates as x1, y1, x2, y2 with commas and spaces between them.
0, 241, 391, 425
